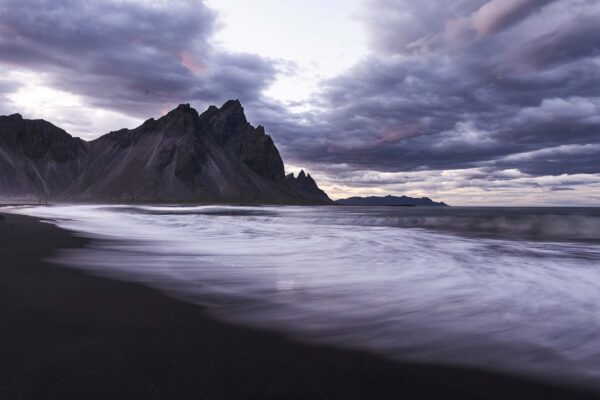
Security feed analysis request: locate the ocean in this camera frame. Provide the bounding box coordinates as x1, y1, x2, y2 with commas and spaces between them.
7, 204, 600, 391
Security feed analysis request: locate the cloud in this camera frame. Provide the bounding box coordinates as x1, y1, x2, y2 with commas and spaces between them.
470, 0, 556, 37
358, 0, 483, 54
0, 0, 279, 118
313, 165, 600, 205
496, 144, 600, 175
0, 0, 599, 204
263, 0, 600, 184
506, 16, 600, 70
0, 76, 19, 115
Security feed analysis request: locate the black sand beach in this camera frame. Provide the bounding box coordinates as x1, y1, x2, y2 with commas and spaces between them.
1, 212, 597, 400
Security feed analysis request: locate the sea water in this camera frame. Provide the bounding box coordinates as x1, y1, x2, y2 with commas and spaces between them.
7, 205, 600, 390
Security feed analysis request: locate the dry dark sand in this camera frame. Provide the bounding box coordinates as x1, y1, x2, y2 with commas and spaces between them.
1, 212, 598, 400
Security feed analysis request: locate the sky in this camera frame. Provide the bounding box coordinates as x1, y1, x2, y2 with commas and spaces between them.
0, 0, 599, 205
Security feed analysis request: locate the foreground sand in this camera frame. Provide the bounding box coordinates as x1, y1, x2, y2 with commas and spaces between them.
0, 212, 597, 399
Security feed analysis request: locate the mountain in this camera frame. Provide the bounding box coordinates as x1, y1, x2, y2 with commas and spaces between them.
336, 195, 448, 207
0, 101, 332, 204
0, 114, 88, 200
285, 170, 330, 204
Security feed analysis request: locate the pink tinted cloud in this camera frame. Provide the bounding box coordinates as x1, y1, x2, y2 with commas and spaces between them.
471, 0, 554, 37
442, 0, 555, 48
180, 50, 206, 73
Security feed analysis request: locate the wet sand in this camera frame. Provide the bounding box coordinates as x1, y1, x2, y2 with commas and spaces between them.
0, 212, 597, 399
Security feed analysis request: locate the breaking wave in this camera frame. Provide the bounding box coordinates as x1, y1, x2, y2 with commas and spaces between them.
314, 208, 600, 242
6, 204, 600, 392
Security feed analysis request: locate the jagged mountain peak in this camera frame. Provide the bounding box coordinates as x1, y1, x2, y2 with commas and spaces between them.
3, 113, 23, 120
167, 103, 199, 117
220, 99, 243, 111
150, 100, 248, 134
99, 100, 252, 145
0, 113, 79, 146
199, 105, 220, 121
294, 170, 316, 183
0, 102, 332, 204
285, 169, 328, 203
0, 113, 87, 198
198, 100, 250, 147
217, 99, 246, 122
161, 103, 201, 126
175, 103, 193, 111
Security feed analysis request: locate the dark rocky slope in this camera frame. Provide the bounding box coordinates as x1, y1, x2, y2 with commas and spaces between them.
0, 114, 88, 200
285, 170, 330, 204
0, 101, 331, 204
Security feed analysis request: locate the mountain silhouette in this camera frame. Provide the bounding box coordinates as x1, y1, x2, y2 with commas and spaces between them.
0, 100, 331, 204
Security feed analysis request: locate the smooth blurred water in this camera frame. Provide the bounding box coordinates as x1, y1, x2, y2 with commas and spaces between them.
7, 204, 600, 390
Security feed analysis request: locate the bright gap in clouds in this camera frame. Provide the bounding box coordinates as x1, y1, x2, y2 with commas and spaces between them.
5, 0, 368, 136
205, 0, 367, 109
314, 167, 600, 206
6, 71, 141, 141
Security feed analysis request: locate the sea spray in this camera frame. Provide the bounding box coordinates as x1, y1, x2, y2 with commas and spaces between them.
7, 204, 600, 392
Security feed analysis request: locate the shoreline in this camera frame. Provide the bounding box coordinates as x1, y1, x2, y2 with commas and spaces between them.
1, 211, 598, 399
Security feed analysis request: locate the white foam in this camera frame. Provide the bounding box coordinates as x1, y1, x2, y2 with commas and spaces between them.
7, 204, 600, 391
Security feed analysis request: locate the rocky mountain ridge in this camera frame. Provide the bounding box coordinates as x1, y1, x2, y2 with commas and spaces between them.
0, 101, 331, 204
335, 195, 448, 207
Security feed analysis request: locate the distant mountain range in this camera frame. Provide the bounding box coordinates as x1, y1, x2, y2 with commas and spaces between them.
336, 195, 448, 207
0, 100, 331, 204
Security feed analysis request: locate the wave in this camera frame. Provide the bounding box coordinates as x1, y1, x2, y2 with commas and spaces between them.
98, 205, 600, 242
300, 208, 600, 242
5, 204, 600, 392
127, 205, 600, 242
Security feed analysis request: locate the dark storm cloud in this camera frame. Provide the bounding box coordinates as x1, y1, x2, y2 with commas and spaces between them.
0, 0, 278, 117
357, 0, 557, 55
467, 0, 557, 37
267, 0, 600, 179
507, 16, 600, 70
1, 0, 599, 191
495, 144, 600, 175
